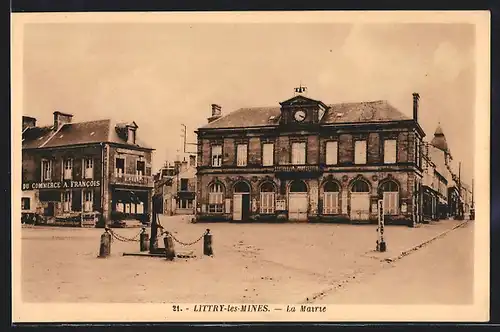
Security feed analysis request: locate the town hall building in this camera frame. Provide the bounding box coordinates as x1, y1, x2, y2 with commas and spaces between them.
195, 90, 426, 226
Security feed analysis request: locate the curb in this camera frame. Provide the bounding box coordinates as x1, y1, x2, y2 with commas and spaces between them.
383, 220, 470, 263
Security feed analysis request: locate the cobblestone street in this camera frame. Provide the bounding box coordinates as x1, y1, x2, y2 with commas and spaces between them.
21, 216, 472, 304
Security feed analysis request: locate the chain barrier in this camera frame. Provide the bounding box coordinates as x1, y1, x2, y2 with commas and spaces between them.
165, 229, 208, 247
108, 228, 142, 243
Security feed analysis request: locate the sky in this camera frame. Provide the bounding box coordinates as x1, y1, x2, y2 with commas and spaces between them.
22, 21, 476, 182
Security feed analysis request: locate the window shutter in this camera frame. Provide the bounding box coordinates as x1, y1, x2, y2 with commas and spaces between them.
355, 141, 367, 164
384, 140, 397, 164
326, 141, 338, 165
263, 143, 274, 166
237, 144, 247, 166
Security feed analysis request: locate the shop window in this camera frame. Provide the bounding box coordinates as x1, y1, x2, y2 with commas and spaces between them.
262, 143, 274, 166
136, 202, 144, 214
291, 142, 306, 165
62, 191, 72, 212
260, 182, 275, 214
380, 180, 399, 215
211, 145, 222, 167
63, 159, 73, 180
354, 140, 367, 164
208, 182, 224, 213
326, 141, 338, 165
323, 181, 340, 214
116, 201, 124, 213
21, 197, 30, 210
384, 139, 397, 164
237, 144, 248, 167
116, 158, 125, 177
41, 159, 52, 181
84, 158, 94, 179
83, 190, 93, 212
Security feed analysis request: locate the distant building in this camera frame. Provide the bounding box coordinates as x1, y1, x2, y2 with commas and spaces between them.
22, 111, 154, 225
195, 91, 426, 225
153, 155, 197, 215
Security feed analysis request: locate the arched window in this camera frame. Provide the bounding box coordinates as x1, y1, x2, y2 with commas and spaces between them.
209, 182, 224, 213
324, 181, 340, 192
351, 180, 370, 192
290, 180, 307, 193
380, 180, 399, 215
381, 180, 398, 192
323, 181, 340, 214
234, 181, 250, 193
260, 182, 275, 214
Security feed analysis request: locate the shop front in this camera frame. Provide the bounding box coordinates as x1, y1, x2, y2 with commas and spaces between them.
111, 187, 150, 224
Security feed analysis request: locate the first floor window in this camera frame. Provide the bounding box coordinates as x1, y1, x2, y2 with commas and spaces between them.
83, 190, 93, 212
42, 159, 52, 181
291, 142, 306, 165
384, 139, 397, 164
237, 144, 248, 167
84, 158, 94, 179
262, 143, 274, 166
326, 141, 338, 165
211, 145, 222, 167
209, 183, 224, 213
21, 197, 30, 210
354, 140, 367, 164
115, 158, 125, 177
63, 159, 73, 180
62, 191, 72, 212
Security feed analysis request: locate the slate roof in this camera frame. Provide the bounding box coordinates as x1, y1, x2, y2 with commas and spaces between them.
201, 100, 410, 129
22, 119, 153, 150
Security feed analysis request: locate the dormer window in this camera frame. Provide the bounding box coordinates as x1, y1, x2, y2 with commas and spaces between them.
127, 127, 136, 144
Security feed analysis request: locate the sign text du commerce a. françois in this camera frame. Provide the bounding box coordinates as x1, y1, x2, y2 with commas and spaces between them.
22, 180, 101, 190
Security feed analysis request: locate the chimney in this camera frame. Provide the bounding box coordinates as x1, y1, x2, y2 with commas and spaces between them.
207, 104, 222, 123
22, 116, 36, 131
412, 93, 420, 122
53, 111, 73, 131
189, 154, 196, 167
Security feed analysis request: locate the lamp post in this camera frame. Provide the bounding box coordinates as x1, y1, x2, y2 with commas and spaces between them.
376, 199, 386, 252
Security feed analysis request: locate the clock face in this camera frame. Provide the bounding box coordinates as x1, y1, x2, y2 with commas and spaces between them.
294, 110, 307, 122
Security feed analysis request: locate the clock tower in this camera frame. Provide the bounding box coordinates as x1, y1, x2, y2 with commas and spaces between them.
279, 89, 329, 126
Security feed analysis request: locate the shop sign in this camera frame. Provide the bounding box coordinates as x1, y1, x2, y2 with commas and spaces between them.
22, 180, 101, 191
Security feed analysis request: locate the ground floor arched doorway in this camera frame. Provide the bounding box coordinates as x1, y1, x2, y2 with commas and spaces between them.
233, 181, 251, 221
350, 179, 371, 220
288, 180, 308, 221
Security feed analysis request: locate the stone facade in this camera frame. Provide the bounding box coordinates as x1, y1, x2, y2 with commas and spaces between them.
195, 93, 426, 225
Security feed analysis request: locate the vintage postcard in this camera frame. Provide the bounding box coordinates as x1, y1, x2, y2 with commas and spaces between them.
11, 11, 490, 323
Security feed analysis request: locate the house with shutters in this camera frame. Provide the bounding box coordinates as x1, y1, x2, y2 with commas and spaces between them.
195, 90, 426, 226
21, 111, 154, 226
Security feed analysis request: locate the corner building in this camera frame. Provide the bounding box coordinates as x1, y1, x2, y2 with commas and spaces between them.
196, 93, 426, 225
22, 111, 154, 225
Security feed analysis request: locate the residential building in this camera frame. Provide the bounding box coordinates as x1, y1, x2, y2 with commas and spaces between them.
21, 111, 154, 225
195, 92, 426, 225
153, 155, 197, 215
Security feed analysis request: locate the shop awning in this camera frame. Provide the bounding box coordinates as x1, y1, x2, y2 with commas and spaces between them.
114, 190, 142, 204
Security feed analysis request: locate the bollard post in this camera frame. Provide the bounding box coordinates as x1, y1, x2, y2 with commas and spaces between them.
98, 227, 111, 258
164, 232, 176, 261
140, 227, 150, 252
203, 229, 213, 256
